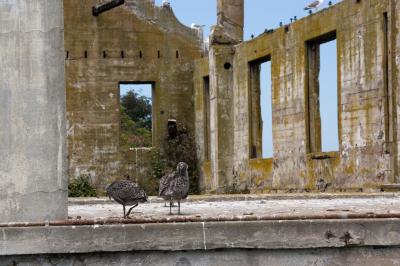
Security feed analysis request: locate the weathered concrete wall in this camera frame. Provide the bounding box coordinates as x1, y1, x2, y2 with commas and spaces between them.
201, 0, 244, 193
2, 219, 400, 254
195, 0, 399, 193
3, 247, 400, 266
0, 0, 67, 222
64, 0, 204, 189
2, 218, 400, 265
208, 45, 236, 193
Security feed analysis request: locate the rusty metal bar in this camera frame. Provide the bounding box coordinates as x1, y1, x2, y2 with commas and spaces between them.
1, 213, 400, 228
92, 0, 125, 16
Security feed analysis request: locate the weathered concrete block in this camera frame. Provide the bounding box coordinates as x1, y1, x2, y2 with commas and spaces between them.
0, 0, 67, 222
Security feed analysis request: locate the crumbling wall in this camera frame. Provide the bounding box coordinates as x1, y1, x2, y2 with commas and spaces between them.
195, 0, 398, 193
64, 0, 204, 189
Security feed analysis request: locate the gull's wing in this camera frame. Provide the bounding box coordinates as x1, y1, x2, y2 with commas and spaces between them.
306, 0, 321, 8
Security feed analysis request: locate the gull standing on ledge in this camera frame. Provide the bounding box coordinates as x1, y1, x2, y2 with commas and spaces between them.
106, 179, 148, 219
304, 0, 324, 11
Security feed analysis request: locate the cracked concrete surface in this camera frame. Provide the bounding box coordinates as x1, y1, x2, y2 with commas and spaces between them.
69, 195, 400, 220
3, 196, 400, 264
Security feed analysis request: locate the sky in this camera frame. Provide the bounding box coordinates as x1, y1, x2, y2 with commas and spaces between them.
122, 0, 340, 156
120, 84, 152, 99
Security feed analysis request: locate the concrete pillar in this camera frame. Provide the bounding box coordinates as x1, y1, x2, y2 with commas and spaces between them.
209, 45, 235, 193
211, 0, 244, 44
0, 0, 67, 222
208, 0, 243, 192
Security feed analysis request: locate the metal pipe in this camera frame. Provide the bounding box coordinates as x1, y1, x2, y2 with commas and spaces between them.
93, 0, 125, 16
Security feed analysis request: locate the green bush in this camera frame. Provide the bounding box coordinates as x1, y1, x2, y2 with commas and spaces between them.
68, 175, 98, 197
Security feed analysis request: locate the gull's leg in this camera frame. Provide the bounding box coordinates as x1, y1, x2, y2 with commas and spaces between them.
169, 200, 172, 215
178, 200, 181, 215
123, 205, 126, 219
164, 201, 176, 207
126, 204, 139, 218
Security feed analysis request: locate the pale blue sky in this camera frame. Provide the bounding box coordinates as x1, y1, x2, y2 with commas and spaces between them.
123, 0, 340, 156
120, 84, 152, 99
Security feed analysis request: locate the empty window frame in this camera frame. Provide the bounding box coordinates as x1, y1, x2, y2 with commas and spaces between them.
119, 82, 154, 149
203, 76, 211, 161
249, 56, 273, 159
306, 32, 339, 153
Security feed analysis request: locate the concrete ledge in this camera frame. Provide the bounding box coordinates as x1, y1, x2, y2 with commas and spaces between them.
1, 218, 400, 256
381, 184, 400, 191
68, 192, 400, 205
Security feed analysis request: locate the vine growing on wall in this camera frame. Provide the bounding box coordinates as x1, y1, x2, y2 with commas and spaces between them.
134, 123, 200, 196
162, 123, 199, 195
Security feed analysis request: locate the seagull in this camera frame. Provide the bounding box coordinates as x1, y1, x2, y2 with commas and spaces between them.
304, 0, 324, 11
159, 162, 189, 215
159, 171, 176, 207
191, 23, 205, 29
106, 179, 148, 219
162, 0, 170, 6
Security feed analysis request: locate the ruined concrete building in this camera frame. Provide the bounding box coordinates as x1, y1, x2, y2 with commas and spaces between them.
64, 0, 204, 189
3, 0, 400, 264
3, 0, 399, 221
195, 0, 400, 194
64, 0, 400, 194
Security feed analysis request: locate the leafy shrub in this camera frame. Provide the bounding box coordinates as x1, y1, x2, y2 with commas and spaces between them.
68, 175, 98, 197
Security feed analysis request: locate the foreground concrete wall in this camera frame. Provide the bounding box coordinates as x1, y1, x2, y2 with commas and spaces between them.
2, 218, 400, 265
195, 0, 399, 193
0, 0, 67, 222
3, 247, 400, 266
64, 0, 204, 189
